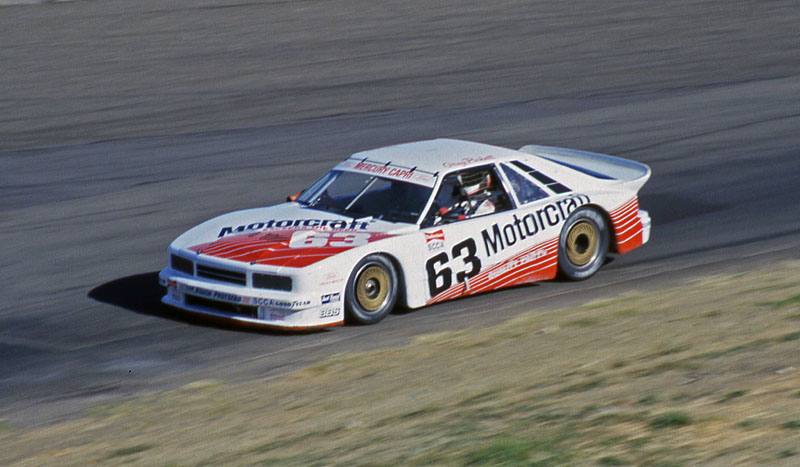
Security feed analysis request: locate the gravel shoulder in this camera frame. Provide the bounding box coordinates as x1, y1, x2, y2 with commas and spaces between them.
2, 261, 799, 465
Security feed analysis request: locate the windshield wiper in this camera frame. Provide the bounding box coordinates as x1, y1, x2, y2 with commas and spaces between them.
306, 198, 349, 217
344, 177, 378, 212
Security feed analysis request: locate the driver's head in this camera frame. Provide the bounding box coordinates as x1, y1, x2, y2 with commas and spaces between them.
458, 170, 491, 197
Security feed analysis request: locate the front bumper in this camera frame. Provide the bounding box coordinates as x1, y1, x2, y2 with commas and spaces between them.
159, 268, 344, 329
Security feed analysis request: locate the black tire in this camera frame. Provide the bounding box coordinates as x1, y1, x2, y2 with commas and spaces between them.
345, 254, 398, 324
557, 207, 609, 281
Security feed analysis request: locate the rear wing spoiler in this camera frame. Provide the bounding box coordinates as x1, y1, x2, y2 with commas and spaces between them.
519, 144, 651, 191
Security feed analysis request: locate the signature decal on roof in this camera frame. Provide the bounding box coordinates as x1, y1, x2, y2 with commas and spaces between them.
442, 155, 495, 169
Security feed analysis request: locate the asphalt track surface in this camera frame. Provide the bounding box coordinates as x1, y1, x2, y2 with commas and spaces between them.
1, 0, 799, 426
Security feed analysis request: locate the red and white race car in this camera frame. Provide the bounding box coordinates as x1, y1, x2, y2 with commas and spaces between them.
159, 139, 650, 329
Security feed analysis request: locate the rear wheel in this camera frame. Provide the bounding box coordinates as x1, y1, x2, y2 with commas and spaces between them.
558, 207, 609, 280
345, 255, 398, 324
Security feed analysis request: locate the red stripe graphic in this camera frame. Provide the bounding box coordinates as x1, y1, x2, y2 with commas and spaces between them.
609, 197, 643, 254
426, 197, 645, 305
427, 237, 559, 305
189, 229, 393, 268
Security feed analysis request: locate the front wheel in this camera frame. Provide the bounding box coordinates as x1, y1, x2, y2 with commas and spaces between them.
345, 255, 398, 324
557, 207, 609, 280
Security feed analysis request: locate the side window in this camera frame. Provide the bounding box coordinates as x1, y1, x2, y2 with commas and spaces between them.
500, 163, 549, 204
422, 165, 511, 227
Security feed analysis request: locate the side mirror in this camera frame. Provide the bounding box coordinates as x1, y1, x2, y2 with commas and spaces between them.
287, 191, 303, 202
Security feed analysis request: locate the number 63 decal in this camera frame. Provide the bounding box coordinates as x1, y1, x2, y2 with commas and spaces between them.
426, 238, 482, 297
289, 231, 371, 248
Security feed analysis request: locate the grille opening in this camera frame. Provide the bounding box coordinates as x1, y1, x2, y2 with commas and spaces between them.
253, 273, 292, 291
171, 254, 194, 275
196, 264, 247, 286
185, 295, 258, 318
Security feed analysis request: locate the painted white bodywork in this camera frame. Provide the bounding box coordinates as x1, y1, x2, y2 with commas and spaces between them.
159, 139, 651, 329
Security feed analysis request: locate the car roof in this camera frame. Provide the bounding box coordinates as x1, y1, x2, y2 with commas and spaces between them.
349, 138, 527, 174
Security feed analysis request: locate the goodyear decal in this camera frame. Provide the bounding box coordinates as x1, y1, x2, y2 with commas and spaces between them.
249, 297, 311, 309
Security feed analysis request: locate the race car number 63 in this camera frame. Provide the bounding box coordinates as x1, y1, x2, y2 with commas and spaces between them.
426, 238, 482, 296
289, 231, 371, 248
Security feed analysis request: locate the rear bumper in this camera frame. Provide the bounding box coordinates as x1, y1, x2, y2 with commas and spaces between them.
639, 209, 651, 244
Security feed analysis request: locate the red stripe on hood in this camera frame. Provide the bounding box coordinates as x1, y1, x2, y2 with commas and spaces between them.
189, 228, 394, 268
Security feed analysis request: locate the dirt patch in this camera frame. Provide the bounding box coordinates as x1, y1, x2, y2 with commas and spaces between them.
2, 261, 799, 465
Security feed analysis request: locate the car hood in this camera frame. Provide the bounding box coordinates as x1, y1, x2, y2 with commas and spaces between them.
171, 203, 414, 268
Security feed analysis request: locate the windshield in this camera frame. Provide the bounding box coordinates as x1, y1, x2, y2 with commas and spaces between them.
296, 170, 433, 224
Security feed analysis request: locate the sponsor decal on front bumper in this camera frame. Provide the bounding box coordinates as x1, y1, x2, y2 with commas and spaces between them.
162, 279, 311, 310
159, 272, 342, 328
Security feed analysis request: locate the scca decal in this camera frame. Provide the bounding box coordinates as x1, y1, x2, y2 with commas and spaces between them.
218, 218, 370, 238
482, 195, 590, 257
425, 229, 445, 251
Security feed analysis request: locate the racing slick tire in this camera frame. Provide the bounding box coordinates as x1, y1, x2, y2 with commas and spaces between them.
345, 254, 399, 325
557, 207, 609, 281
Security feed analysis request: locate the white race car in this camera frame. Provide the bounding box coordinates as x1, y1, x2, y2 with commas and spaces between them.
159, 139, 650, 329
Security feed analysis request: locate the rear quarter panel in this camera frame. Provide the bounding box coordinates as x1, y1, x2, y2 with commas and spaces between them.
410, 192, 596, 308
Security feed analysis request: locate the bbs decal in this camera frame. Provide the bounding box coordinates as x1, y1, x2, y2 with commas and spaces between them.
319, 307, 341, 318
425, 238, 482, 297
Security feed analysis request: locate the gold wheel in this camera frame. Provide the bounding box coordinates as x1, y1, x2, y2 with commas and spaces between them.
355, 265, 390, 312
565, 221, 598, 266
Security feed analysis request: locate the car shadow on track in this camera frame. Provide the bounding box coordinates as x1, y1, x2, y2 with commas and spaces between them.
87, 272, 322, 335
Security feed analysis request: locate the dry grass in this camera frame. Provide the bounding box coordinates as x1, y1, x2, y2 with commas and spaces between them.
2, 261, 800, 466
